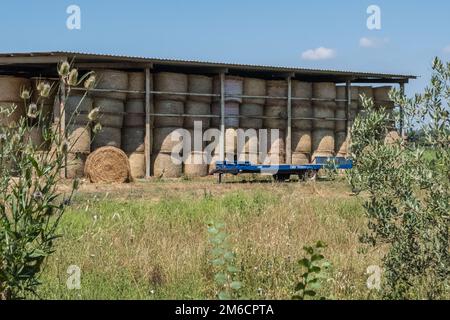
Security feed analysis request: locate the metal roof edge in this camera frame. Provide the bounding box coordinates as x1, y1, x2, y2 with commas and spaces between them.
0, 51, 417, 80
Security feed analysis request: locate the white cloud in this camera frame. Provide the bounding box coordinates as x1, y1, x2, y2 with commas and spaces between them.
301, 47, 336, 60
359, 37, 376, 48
443, 45, 450, 53
359, 37, 389, 48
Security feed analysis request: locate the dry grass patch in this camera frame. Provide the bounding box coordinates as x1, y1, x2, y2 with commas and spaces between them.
36, 179, 381, 300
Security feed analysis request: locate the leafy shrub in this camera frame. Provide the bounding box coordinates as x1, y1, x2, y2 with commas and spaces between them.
0, 62, 96, 299
207, 221, 243, 300
349, 58, 449, 299
292, 241, 330, 300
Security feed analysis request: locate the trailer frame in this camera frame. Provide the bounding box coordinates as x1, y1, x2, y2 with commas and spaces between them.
211, 157, 353, 183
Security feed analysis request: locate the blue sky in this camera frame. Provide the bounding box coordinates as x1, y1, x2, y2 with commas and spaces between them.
1, 0, 450, 95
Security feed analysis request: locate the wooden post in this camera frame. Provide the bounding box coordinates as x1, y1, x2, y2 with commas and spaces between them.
399, 82, 405, 137
59, 78, 67, 178
286, 77, 292, 164
58, 79, 66, 136
220, 72, 225, 161
145, 68, 152, 178
345, 81, 351, 138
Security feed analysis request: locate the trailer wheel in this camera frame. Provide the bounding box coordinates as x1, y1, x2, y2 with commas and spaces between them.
305, 170, 317, 181
273, 174, 290, 182
299, 171, 307, 182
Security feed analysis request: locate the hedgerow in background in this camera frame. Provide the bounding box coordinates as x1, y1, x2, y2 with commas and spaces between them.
292, 241, 331, 300
349, 58, 449, 299
207, 222, 243, 300
0, 62, 96, 299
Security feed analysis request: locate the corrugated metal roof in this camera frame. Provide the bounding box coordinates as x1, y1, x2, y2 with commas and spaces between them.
0, 51, 416, 82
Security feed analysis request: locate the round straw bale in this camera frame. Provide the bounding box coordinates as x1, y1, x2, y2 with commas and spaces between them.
208, 153, 221, 173
210, 128, 238, 155
213, 76, 243, 103
266, 80, 287, 106
124, 99, 145, 127
292, 152, 310, 165
264, 105, 287, 129
312, 129, 335, 159
0, 102, 25, 126
188, 75, 213, 103
90, 70, 128, 100
335, 132, 349, 157
91, 126, 121, 150
65, 95, 93, 125
240, 103, 263, 129
151, 152, 182, 178
128, 72, 145, 99
292, 130, 312, 153
266, 130, 285, 154
0, 76, 30, 102
336, 86, 359, 107
154, 100, 184, 127
184, 101, 211, 129
243, 78, 266, 104
122, 127, 145, 153
292, 103, 312, 130
153, 127, 186, 152
262, 152, 286, 165
373, 86, 395, 109
210, 128, 239, 156
186, 128, 205, 152
313, 102, 336, 129
313, 82, 336, 100
85, 146, 131, 183
237, 152, 260, 164
373, 86, 392, 101
24, 127, 47, 150
236, 129, 259, 154
38, 104, 53, 121
67, 124, 91, 153
313, 83, 336, 130
184, 151, 208, 177
385, 130, 401, 145
292, 81, 312, 106
335, 108, 346, 132
66, 152, 88, 179
93, 98, 124, 128
335, 86, 346, 132
211, 101, 239, 128
128, 151, 145, 179
154, 72, 188, 102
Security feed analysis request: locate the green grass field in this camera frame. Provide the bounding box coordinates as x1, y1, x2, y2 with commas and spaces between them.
34, 178, 385, 300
